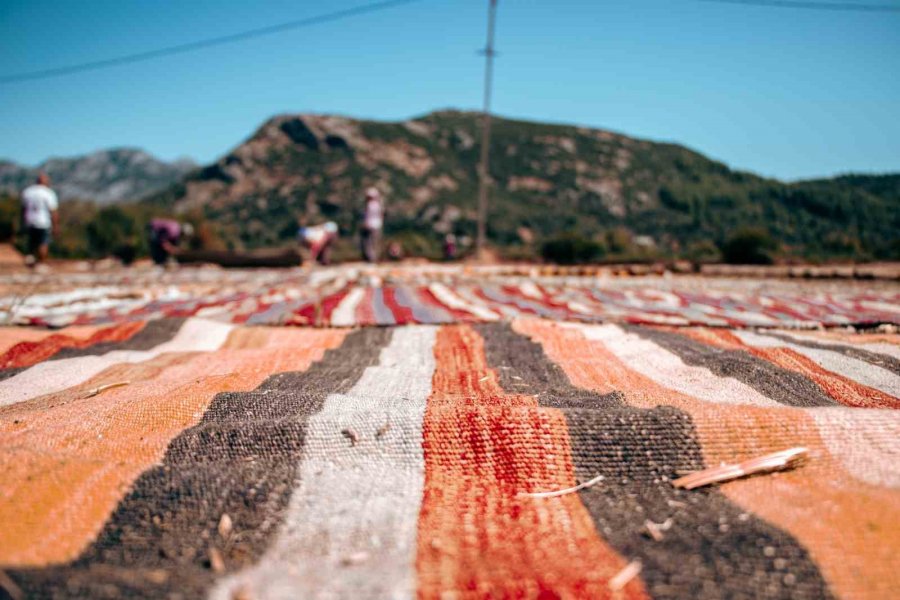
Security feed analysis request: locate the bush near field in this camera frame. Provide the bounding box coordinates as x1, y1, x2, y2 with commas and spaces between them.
1, 130, 897, 265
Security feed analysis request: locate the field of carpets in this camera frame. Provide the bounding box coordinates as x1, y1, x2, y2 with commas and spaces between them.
1, 264, 898, 328
1, 313, 898, 599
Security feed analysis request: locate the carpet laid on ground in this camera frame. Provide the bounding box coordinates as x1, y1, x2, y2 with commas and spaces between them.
2, 265, 898, 329
1, 317, 898, 599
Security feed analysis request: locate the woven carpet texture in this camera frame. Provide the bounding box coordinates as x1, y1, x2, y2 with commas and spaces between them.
1, 314, 898, 599
2, 266, 897, 329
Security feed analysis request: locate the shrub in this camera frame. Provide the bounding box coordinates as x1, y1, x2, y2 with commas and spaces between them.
541, 233, 606, 265
685, 239, 721, 263
721, 227, 777, 264
86, 206, 138, 259
604, 227, 633, 255
0, 195, 18, 242
658, 187, 690, 212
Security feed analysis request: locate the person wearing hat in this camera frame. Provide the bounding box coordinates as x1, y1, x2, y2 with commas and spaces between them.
360, 187, 383, 263
147, 218, 193, 265
297, 220, 339, 265
20, 172, 59, 265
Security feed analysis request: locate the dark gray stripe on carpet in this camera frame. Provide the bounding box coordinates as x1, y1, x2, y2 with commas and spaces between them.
478, 322, 834, 600
48, 318, 188, 361
0, 366, 26, 382
764, 331, 900, 376
474, 322, 624, 408
9, 327, 392, 600
0, 319, 186, 382
628, 325, 838, 408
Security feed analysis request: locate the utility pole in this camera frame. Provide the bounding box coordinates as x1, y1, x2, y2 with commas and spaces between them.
476, 0, 497, 260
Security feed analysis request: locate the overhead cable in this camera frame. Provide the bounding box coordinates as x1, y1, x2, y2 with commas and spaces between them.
0, 0, 423, 84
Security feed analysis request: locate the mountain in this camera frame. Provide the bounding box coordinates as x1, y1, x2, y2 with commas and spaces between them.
0, 148, 195, 204
139, 110, 896, 261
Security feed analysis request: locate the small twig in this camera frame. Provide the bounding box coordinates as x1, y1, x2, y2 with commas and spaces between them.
642, 518, 673, 541
673, 447, 808, 490
341, 428, 359, 446
519, 474, 605, 498
608, 560, 642, 592
340, 551, 369, 566
1, 280, 38, 326
218, 513, 233, 539
0, 570, 24, 600
375, 422, 392, 439
429, 538, 457, 556
84, 381, 130, 398
207, 547, 225, 573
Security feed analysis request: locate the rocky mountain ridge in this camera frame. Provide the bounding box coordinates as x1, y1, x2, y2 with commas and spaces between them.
0, 148, 194, 204
145, 110, 898, 260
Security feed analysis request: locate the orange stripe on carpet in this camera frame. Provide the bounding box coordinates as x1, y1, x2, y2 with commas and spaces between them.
678, 327, 900, 409
0, 327, 348, 566
515, 320, 900, 600
0, 321, 146, 369
416, 324, 646, 599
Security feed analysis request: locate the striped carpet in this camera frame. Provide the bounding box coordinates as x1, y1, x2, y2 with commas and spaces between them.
2, 265, 898, 328
1, 317, 898, 599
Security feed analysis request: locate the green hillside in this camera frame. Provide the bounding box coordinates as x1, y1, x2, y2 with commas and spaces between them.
4, 111, 897, 263
145, 110, 898, 262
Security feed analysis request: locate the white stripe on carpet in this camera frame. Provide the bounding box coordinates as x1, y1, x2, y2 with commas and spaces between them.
778, 330, 900, 362
809, 407, 900, 489
570, 323, 782, 407
734, 330, 900, 399
0, 318, 234, 408
210, 325, 436, 600
330, 287, 365, 327
428, 283, 498, 321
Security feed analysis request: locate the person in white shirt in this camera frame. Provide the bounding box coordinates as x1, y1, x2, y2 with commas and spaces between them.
360, 187, 383, 263
297, 220, 338, 265
20, 172, 59, 264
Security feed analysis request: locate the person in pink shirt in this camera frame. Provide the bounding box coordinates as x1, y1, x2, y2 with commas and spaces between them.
147, 218, 192, 265
360, 187, 383, 263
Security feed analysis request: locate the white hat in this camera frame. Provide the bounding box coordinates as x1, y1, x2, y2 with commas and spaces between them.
365, 187, 381, 199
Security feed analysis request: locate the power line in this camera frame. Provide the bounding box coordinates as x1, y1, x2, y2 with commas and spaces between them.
4, 0, 895, 85
699, 0, 900, 12
0, 0, 423, 84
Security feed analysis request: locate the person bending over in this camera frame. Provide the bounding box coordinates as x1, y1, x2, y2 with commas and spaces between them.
148, 218, 193, 265
298, 220, 338, 265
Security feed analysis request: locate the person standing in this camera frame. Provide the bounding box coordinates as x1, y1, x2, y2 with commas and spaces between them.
360, 187, 383, 263
21, 172, 59, 265
443, 233, 458, 261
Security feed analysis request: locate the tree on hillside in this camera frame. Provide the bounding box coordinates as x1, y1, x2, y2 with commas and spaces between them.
86, 206, 139, 263
0, 195, 18, 242
542, 233, 606, 265
721, 227, 777, 265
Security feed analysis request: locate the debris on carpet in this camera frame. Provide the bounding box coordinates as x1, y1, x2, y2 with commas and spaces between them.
1, 316, 898, 598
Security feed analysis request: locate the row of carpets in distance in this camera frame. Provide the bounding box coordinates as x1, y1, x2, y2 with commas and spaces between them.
2, 266, 897, 328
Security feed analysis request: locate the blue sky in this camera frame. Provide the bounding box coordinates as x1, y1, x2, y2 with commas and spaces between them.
1, 0, 898, 180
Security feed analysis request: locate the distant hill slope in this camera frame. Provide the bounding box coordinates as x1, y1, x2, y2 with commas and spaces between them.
0, 148, 194, 204
144, 111, 899, 260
